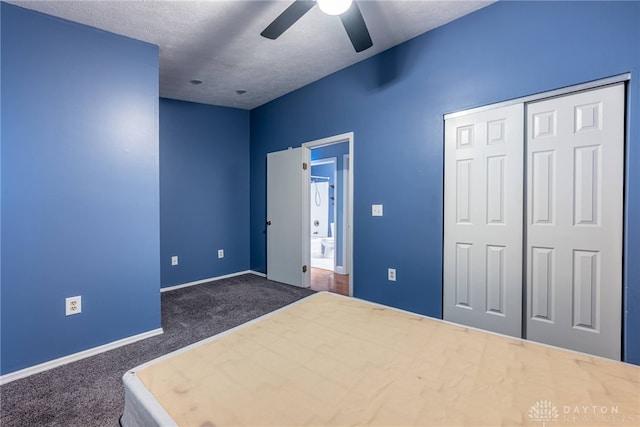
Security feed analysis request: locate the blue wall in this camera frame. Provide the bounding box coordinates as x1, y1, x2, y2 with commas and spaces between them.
160, 99, 250, 287
2, 0, 639, 374
250, 1, 640, 364
1, 4, 161, 374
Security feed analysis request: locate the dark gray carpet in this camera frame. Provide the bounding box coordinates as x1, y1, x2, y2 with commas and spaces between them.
0, 274, 315, 426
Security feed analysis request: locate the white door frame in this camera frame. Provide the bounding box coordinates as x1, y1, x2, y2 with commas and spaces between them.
303, 132, 354, 296
341, 153, 350, 275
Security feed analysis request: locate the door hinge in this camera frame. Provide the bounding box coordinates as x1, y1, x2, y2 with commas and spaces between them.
303, 162, 308, 170
302, 265, 308, 273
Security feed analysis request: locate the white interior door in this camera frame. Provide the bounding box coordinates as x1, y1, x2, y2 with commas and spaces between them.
267, 147, 308, 287
444, 104, 524, 337
526, 84, 624, 359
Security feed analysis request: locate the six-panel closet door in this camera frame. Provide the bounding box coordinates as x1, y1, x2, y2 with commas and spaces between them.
525, 84, 624, 360
444, 83, 625, 360
443, 104, 524, 338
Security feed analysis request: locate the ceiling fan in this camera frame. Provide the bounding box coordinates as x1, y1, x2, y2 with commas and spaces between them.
261, 0, 373, 53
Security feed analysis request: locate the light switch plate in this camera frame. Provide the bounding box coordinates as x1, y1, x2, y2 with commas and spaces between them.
171, 256, 178, 266
372, 204, 383, 216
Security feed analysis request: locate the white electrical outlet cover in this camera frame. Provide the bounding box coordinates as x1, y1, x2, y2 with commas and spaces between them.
65, 296, 82, 316
218, 249, 224, 259
372, 204, 383, 216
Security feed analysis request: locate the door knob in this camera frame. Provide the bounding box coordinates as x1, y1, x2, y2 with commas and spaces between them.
266, 220, 272, 226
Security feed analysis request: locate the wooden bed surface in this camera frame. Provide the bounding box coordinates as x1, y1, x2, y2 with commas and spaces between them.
136, 292, 640, 426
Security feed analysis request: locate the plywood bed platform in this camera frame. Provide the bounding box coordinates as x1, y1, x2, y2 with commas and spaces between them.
122, 292, 639, 426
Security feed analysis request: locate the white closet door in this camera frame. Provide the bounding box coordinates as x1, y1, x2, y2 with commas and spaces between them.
526, 84, 624, 359
444, 104, 524, 337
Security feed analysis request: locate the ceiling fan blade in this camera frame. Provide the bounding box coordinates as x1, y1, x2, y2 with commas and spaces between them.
261, 0, 316, 40
339, 1, 373, 52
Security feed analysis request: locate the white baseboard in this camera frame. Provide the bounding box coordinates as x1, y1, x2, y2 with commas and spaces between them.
335, 266, 347, 275
0, 328, 164, 385
161, 270, 258, 293
249, 270, 267, 277
1, 271, 270, 385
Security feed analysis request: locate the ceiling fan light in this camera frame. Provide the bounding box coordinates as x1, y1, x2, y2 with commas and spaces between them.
317, 0, 353, 16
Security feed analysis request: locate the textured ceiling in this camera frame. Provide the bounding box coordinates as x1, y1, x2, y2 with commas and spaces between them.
8, 1, 493, 109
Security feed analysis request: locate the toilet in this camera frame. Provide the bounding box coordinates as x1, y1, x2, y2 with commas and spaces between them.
321, 223, 335, 258
310, 237, 323, 258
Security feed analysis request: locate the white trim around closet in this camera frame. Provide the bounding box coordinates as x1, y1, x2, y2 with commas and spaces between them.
444, 73, 630, 120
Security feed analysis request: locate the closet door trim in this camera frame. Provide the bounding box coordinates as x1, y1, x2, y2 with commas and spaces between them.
444, 73, 630, 121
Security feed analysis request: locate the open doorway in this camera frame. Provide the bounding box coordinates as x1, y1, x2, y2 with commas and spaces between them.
310, 158, 336, 271
303, 133, 353, 296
